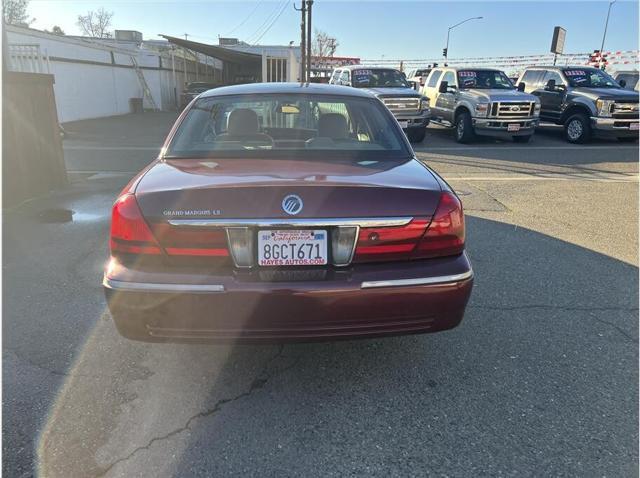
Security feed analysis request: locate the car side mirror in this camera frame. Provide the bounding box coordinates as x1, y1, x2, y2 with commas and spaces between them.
438, 81, 449, 93
545, 79, 556, 91
619, 79, 627, 88
517, 82, 525, 92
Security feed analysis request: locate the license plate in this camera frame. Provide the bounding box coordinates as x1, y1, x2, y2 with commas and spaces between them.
507, 123, 521, 132
630, 123, 639, 130
398, 120, 408, 129
258, 230, 327, 266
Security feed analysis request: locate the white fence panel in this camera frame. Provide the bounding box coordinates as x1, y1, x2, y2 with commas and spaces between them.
8, 44, 49, 73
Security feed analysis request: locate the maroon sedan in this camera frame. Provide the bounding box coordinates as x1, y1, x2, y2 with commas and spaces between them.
103, 83, 473, 342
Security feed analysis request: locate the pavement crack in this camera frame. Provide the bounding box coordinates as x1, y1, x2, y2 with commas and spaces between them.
589, 317, 636, 342
4, 348, 69, 378
95, 344, 299, 477
468, 183, 511, 212
470, 304, 638, 342
470, 304, 638, 312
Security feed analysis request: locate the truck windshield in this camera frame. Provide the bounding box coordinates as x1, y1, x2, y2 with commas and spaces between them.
563, 68, 620, 88
456, 70, 514, 89
351, 69, 410, 88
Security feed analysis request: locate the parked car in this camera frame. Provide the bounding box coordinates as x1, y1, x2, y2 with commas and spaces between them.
406, 68, 433, 91
611, 70, 639, 91
329, 66, 431, 143
180, 82, 218, 110
421, 67, 540, 143
518, 66, 639, 143
103, 83, 473, 343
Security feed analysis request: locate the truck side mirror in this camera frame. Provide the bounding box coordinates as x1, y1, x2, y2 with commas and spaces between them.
619, 79, 627, 88
517, 82, 525, 92
438, 81, 449, 93
545, 79, 556, 91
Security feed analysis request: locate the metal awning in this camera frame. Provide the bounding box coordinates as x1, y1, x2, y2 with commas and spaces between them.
161, 35, 261, 65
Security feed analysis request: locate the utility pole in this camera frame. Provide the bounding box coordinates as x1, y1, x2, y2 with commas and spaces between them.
600, 0, 617, 57
306, 0, 313, 82
294, 2, 306, 82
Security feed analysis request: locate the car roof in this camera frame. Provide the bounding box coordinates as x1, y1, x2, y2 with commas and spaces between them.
523, 66, 599, 70
339, 65, 400, 71
433, 66, 506, 71
200, 82, 376, 99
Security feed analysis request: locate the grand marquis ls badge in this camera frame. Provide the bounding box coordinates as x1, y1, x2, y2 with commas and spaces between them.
282, 194, 303, 215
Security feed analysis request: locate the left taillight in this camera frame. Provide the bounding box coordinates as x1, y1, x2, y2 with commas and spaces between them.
110, 194, 162, 256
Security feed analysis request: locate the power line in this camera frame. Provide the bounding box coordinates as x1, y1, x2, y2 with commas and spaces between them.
245, 0, 288, 44
225, 0, 265, 36
251, 1, 289, 45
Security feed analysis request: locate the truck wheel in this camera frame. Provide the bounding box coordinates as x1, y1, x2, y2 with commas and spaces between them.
407, 127, 427, 143
454, 111, 475, 144
564, 113, 591, 143
513, 135, 532, 143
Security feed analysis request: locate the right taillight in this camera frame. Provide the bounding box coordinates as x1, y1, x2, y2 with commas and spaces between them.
110, 194, 162, 256
413, 191, 465, 259
353, 218, 430, 263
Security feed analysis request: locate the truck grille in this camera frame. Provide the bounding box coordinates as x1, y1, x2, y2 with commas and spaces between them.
382, 97, 420, 114
612, 100, 640, 119
489, 101, 535, 118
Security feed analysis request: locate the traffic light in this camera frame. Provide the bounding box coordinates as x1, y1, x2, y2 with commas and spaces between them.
442, 48, 448, 57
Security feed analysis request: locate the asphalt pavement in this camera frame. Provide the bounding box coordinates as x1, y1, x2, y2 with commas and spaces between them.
3, 113, 638, 477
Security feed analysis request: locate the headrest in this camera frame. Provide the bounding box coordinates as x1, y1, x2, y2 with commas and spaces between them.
318, 113, 348, 139
227, 108, 259, 135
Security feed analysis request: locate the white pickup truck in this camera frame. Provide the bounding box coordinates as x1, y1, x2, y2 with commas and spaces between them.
421, 67, 541, 143
329, 66, 431, 142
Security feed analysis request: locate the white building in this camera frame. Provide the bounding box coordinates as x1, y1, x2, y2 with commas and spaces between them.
6, 25, 301, 123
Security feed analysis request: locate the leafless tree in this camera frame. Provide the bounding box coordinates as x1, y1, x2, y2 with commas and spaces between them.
3, 0, 34, 26
76, 8, 113, 38
311, 29, 339, 58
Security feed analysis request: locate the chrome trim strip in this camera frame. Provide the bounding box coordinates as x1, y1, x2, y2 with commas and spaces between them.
361, 270, 473, 289
103, 277, 225, 293
168, 217, 414, 228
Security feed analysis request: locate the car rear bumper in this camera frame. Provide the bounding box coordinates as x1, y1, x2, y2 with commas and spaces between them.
104, 253, 474, 343
590, 117, 639, 137
473, 117, 539, 137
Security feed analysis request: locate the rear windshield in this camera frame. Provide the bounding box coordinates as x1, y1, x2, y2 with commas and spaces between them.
165, 93, 411, 160
563, 68, 619, 88
616, 73, 639, 90
457, 70, 514, 89
351, 69, 410, 88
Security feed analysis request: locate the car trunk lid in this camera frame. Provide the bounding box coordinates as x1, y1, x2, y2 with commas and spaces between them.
135, 158, 442, 221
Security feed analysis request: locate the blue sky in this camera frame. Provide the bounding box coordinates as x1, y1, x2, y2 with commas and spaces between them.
29, 1, 639, 60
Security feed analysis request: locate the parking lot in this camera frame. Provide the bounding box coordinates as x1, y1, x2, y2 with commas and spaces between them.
4, 112, 638, 477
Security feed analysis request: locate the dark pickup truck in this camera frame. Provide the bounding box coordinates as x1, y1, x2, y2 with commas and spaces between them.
518, 66, 639, 143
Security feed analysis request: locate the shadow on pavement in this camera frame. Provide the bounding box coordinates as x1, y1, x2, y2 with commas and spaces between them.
33, 216, 639, 477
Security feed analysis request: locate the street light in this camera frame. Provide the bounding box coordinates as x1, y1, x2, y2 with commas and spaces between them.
444, 16, 483, 62
600, 0, 617, 54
